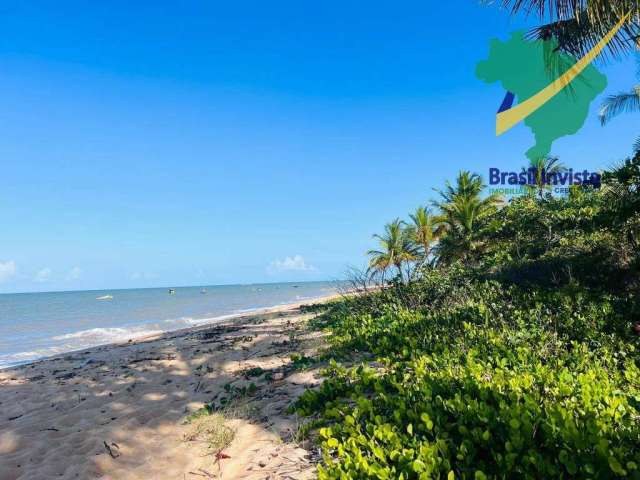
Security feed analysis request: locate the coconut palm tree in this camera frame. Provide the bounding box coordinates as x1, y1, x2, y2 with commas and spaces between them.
436, 171, 486, 205
406, 206, 444, 264
526, 155, 567, 198
367, 219, 418, 283
433, 171, 501, 265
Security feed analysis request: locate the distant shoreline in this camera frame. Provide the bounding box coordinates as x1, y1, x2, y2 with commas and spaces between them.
1, 291, 341, 371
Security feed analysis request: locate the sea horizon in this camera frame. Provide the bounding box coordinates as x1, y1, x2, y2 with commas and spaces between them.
0, 280, 343, 369
0, 279, 340, 296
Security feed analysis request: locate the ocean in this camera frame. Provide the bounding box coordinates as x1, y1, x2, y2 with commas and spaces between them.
0, 281, 341, 369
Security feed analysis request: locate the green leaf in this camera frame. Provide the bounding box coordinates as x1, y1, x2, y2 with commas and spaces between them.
412, 459, 426, 473
609, 456, 626, 475
420, 413, 434, 430
475, 471, 487, 480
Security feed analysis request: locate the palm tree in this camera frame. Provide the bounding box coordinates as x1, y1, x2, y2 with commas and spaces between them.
525, 155, 567, 198
406, 206, 444, 264
433, 171, 501, 265
436, 171, 486, 204
367, 219, 418, 283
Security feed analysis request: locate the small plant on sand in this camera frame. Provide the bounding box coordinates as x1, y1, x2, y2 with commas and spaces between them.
300, 302, 334, 314
244, 366, 265, 378
290, 352, 315, 370
183, 411, 235, 454
213, 381, 258, 408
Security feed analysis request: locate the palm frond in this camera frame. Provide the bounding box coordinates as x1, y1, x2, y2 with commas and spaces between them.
530, 14, 638, 63
599, 87, 640, 124
497, 1, 640, 61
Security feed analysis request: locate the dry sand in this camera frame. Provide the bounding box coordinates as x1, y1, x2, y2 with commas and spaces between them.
0, 296, 337, 479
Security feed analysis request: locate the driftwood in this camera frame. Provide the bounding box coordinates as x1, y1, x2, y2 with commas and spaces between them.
103, 441, 120, 458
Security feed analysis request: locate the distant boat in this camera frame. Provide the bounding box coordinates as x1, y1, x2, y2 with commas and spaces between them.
200, 289, 207, 294
168, 289, 175, 295
96, 295, 113, 300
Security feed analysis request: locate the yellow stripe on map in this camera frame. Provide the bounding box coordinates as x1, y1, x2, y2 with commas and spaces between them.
496, 13, 630, 136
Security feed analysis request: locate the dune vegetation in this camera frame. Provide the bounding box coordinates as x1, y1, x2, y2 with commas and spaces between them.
293, 151, 640, 478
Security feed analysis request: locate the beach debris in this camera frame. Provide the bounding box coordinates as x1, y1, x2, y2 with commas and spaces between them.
200, 325, 242, 340
188, 469, 216, 478
103, 441, 120, 458
128, 353, 175, 364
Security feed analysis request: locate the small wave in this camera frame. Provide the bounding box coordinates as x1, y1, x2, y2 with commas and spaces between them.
0, 346, 69, 369
52, 326, 165, 343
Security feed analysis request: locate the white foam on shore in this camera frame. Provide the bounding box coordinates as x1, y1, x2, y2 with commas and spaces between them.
52, 326, 165, 342
0, 293, 333, 370
0, 346, 71, 369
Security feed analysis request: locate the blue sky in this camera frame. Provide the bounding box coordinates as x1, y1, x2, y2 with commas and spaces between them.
0, 1, 637, 293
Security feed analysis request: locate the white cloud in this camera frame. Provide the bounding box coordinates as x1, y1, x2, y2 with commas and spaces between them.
0, 261, 16, 283
34, 267, 52, 283
66, 266, 82, 281
268, 254, 316, 273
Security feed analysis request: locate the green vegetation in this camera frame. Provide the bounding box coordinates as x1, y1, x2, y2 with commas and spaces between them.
294, 153, 640, 478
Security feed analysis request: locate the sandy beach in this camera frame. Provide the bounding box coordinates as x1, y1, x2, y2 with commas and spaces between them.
0, 296, 338, 480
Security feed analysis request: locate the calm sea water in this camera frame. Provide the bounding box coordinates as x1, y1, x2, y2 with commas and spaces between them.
0, 281, 340, 369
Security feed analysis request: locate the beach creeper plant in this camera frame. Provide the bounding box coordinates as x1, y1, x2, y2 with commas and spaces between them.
296, 150, 640, 478
295, 274, 640, 478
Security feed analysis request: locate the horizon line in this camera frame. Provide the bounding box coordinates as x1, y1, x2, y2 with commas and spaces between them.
0, 278, 344, 296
